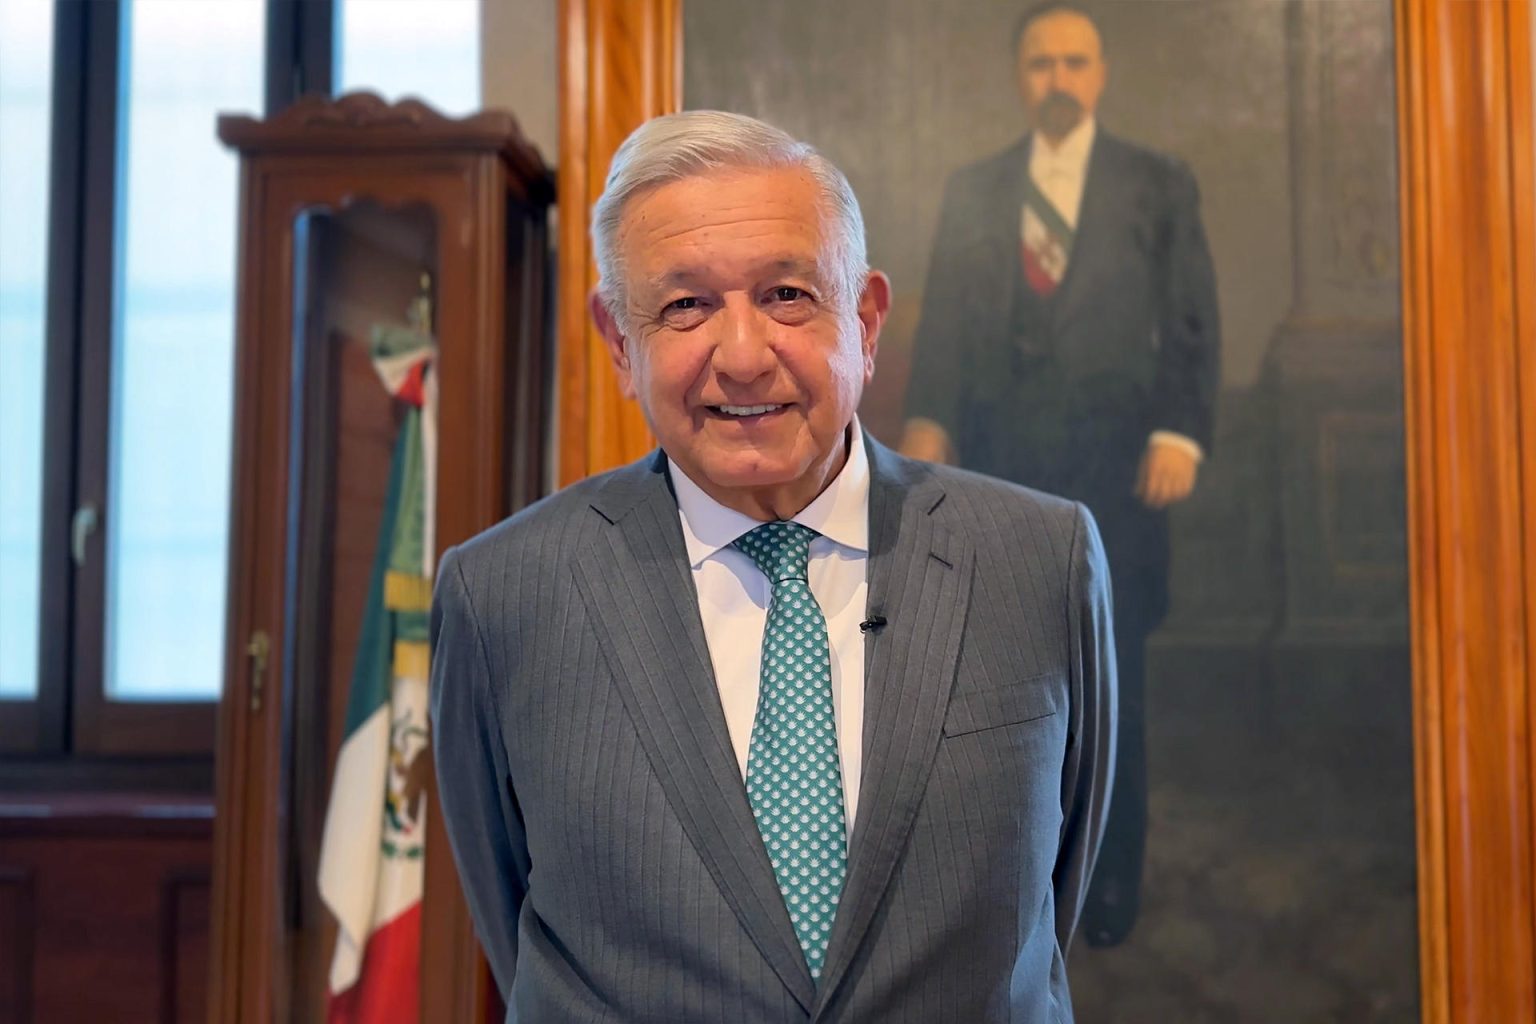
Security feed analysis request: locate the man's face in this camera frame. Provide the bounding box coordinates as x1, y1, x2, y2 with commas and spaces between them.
593, 166, 889, 517
1017, 11, 1107, 141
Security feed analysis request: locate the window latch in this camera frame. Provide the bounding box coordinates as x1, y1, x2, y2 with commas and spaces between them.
71, 503, 99, 568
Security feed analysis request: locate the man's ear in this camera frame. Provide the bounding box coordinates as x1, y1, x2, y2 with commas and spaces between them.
589, 288, 638, 399
856, 271, 893, 382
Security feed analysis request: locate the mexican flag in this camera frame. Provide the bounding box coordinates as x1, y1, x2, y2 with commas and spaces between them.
318, 324, 438, 1023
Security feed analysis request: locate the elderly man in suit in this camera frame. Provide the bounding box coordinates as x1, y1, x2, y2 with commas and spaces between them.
432, 109, 1115, 1022
901, 1, 1221, 948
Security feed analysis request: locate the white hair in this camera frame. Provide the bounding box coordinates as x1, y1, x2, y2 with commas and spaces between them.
591, 110, 869, 328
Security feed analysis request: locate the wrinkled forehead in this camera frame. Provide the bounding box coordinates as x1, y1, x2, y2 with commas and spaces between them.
616, 168, 841, 285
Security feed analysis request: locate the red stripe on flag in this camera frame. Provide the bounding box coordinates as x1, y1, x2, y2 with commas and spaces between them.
327, 903, 422, 1024
394, 361, 427, 408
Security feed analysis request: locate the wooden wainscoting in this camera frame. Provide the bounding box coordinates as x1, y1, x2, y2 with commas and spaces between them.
0, 795, 213, 1024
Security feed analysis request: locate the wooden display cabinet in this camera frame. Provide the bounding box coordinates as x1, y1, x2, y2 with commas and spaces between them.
207, 93, 551, 1023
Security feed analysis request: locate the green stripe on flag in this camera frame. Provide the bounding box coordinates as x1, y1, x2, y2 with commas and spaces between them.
341, 417, 412, 736
389, 413, 427, 580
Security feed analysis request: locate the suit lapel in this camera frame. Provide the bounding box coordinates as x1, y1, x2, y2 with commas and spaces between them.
813, 441, 975, 1012
571, 455, 816, 1012
965, 137, 1033, 334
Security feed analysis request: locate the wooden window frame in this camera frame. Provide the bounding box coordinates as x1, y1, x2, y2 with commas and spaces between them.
0, 0, 84, 758
1, 0, 337, 766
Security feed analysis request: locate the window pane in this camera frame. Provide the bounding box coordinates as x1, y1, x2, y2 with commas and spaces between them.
0, 0, 55, 700
338, 0, 481, 117
105, 0, 264, 701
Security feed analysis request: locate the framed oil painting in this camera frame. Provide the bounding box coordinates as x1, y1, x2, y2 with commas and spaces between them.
553, 0, 1536, 1020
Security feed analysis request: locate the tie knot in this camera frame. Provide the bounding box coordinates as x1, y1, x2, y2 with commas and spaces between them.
733, 521, 818, 584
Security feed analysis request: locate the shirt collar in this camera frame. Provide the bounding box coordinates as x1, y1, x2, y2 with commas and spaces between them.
1030, 116, 1097, 175
669, 418, 871, 569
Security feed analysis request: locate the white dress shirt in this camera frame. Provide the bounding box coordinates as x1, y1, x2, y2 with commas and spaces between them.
669, 419, 869, 836
1028, 116, 1204, 463
1029, 115, 1097, 231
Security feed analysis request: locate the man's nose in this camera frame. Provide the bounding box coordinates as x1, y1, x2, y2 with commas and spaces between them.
1048, 61, 1070, 90
711, 298, 776, 382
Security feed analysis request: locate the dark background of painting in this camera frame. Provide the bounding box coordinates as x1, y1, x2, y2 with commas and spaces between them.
684, 1, 1416, 1019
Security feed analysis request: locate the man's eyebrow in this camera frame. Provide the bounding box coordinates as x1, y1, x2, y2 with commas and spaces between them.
645, 258, 827, 293
645, 267, 707, 292
761, 257, 824, 278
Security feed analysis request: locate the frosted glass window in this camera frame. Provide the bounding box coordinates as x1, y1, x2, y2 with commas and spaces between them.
338, 0, 481, 116
0, 0, 55, 700
105, 0, 264, 700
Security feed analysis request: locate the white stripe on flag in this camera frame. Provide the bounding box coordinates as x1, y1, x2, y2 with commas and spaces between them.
318, 703, 390, 992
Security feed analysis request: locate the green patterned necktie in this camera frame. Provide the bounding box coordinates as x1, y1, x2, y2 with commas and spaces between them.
733, 521, 849, 983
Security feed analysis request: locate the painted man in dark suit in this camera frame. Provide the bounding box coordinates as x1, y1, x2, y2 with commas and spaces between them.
902, 1, 1220, 947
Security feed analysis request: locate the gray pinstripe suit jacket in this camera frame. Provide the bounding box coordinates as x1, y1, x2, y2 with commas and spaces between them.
430, 435, 1116, 1023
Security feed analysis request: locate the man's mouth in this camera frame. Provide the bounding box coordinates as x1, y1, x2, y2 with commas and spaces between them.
710, 403, 785, 418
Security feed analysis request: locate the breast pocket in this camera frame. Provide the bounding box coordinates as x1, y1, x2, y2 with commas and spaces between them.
941, 675, 1063, 738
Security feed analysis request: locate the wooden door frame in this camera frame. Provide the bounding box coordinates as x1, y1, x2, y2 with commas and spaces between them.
555, 0, 1536, 1019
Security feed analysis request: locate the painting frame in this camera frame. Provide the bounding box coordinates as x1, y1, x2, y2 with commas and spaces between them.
553, 1, 1536, 1019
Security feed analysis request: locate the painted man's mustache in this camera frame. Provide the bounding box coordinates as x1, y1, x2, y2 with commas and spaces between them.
1038, 91, 1085, 135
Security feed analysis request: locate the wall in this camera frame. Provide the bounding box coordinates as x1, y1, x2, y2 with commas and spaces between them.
481, 0, 558, 165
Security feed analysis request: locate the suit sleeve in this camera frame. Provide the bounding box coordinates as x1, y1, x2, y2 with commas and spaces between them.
904, 175, 972, 443
1054, 502, 1117, 953
430, 545, 528, 997
1150, 163, 1221, 453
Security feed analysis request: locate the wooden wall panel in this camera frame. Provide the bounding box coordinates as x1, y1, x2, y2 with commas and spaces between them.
1397, 0, 1536, 1020
556, 0, 680, 484
0, 867, 35, 1024
0, 801, 212, 1024
160, 871, 212, 1024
